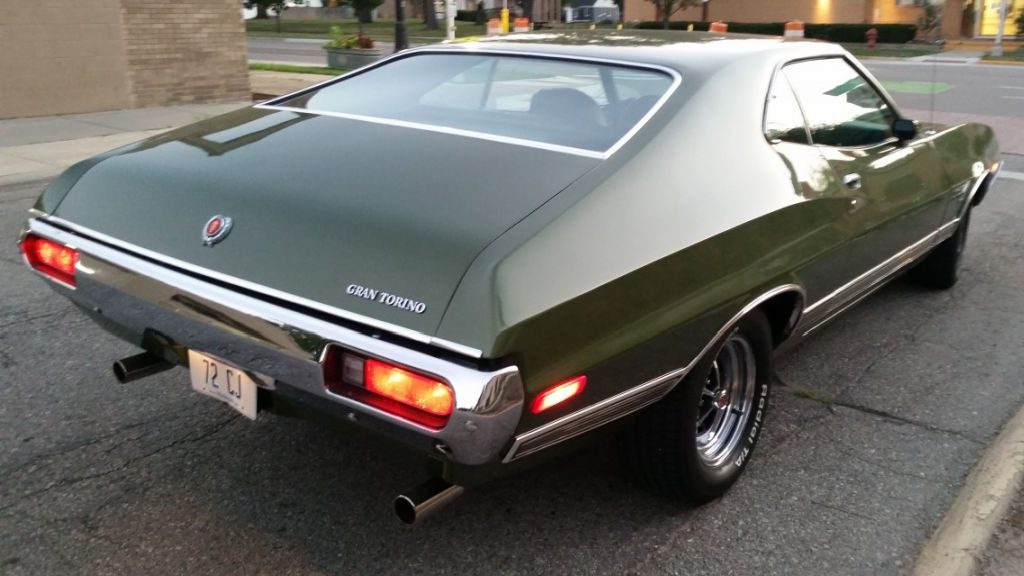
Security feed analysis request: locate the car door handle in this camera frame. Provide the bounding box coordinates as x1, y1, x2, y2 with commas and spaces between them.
843, 173, 862, 190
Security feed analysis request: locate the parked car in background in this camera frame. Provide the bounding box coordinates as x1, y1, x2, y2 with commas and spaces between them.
20, 31, 1001, 523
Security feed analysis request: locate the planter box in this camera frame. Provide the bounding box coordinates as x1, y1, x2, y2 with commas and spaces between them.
325, 47, 384, 70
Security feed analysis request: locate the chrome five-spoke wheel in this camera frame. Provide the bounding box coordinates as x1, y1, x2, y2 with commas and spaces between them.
696, 331, 757, 467
625, 309, 773, 503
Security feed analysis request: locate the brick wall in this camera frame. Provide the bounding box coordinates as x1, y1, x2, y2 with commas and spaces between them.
0, 0, 132, 118
120, 0, 250, 108
0, 0, 249, 118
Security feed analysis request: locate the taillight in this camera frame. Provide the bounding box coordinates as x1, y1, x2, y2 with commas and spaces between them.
322, 347, 454, 429
21, 234, 78, 287
531, 376, 587, 414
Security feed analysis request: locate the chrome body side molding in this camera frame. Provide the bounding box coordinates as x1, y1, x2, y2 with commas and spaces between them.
797, 218, 961, 337
26, 218, 522, 466
503, 284, 805, 462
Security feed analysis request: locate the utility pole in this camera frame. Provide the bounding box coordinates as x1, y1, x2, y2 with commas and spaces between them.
395, 0, 409, 53
993, 0, 1008, 57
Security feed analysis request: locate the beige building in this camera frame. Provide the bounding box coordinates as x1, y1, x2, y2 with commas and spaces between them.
0, 0, 250, 119
624, 1, 1020, 39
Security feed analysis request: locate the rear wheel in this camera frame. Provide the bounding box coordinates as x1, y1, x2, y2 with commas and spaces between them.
627, 310, 772, 503
911, 208, 971, 290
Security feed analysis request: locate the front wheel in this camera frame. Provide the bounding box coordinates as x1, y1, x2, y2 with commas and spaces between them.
911, 208, 971, 290
626, 309, 773, 503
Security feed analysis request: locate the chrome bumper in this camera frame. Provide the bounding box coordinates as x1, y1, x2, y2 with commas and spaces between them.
25, 218, 523, 466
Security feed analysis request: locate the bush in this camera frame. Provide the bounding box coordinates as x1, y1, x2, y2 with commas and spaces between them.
631, 21, 918, 44
456, 10, 478, 22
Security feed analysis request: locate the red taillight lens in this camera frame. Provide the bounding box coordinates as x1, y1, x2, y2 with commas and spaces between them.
364, 359, 454, 417
21, 234, 78, 287
322, 347, 454, 429
531, 376, 587, 414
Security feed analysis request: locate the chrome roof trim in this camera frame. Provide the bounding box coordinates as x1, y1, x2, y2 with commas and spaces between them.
39, 215, 485, 359
504, 283, 805, 462
254, 48, 683, 161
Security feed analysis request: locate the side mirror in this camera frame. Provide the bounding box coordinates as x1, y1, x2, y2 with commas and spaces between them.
893, 118, 917, 142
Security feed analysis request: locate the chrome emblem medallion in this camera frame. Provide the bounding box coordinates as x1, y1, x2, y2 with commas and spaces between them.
202, 215, 233, 246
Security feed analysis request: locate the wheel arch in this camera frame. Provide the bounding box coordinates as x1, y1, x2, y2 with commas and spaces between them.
754, 287, 805, 348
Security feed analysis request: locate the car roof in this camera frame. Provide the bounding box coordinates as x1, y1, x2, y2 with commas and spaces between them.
425, 30, 847, 75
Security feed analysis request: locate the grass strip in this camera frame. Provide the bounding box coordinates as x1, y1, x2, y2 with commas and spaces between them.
249, 62, 346, 76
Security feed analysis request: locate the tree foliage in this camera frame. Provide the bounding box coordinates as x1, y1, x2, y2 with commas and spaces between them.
422, 0, 438, 30
644, 0, 705, 29
346, 0, 384, 24
917, 1, 943, 41
245, 1, 289, 20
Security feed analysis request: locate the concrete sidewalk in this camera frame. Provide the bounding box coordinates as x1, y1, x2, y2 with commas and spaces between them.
0, 102, 248, 185
0, 70, 332, 186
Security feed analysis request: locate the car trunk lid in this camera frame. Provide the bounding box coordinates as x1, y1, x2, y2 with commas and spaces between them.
50, 108, 600, 337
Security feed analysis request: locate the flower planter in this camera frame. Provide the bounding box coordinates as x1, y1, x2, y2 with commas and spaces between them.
325, 47, 384, 70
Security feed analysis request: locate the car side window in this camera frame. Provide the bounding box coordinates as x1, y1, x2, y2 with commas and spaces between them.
783, 58, 896, 148
764, 74, 810, 145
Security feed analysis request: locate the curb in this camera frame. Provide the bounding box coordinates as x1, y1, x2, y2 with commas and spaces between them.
911, 403, 1024, 576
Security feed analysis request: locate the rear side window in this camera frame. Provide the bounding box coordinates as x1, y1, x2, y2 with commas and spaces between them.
764, 74, 809, 145
273, 53, 676, 153
783, 58, 896, 148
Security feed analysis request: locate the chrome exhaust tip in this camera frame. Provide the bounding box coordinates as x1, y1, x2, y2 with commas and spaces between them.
113, 352, 174, 383
394, 479, 464, 524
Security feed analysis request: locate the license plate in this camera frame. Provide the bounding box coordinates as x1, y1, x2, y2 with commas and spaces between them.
188, 350, 258, 420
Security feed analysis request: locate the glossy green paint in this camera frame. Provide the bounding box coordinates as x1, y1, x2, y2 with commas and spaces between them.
36, 32, 999, 439
45, 106, 598, 335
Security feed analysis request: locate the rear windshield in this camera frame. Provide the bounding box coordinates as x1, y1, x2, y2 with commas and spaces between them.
273, 53, 676, 154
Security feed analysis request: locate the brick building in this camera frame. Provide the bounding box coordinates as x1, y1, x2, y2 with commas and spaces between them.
0, 0, 250, 119
623, 1, 1020, 39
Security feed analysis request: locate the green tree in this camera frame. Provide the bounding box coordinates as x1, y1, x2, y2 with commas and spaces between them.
917, 0, 943, 41
346, 0, 384, 24
422, 0, 438, 30
644, 0, 704, 30
246, 1, 287, 20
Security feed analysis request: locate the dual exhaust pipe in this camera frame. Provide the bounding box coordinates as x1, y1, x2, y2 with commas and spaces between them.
112, 351, 173, 384
113, 352, 463, 523
394, 479, 464, 524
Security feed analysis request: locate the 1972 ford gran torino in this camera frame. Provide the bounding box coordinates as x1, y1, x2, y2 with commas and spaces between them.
19, 31, 1002, 523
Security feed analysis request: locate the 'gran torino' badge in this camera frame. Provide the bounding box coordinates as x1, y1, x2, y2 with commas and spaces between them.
347, 284, 427, 314
202, 215, 233, 246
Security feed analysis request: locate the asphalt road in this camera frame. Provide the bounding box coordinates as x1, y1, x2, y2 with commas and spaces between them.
2, 159, 1024, 574
3, 49, 1024, 573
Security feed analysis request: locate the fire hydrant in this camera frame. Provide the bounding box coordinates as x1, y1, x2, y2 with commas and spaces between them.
866, 27, 878, 49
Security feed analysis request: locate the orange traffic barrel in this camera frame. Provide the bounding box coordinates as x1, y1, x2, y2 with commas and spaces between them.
709, 21, 728, 34
784, 20, 805, 38
487, 18, 501, 35
513, 17, 530, 33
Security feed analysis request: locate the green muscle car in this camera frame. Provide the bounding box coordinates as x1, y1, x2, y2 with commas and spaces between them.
19, 31, 1002, 523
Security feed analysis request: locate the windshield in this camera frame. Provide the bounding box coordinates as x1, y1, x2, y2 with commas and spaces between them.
273, 53, 676, 154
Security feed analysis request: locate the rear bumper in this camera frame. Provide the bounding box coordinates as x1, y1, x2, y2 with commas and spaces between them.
23, 217, 524, 467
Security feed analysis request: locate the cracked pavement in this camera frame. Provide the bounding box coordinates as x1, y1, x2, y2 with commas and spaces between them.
1, 161, 1023, 576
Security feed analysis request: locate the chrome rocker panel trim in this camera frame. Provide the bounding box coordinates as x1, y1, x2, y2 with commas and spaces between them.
26, 217, 522, 467
798, 218, 962, 337
504, 284, 805, 462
